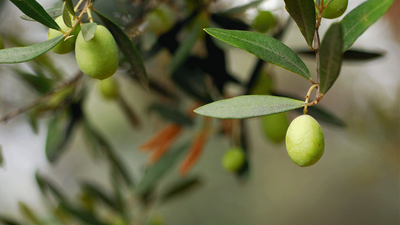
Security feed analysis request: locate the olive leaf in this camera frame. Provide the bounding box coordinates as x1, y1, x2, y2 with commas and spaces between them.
81, 23, 97, 42
18, 202, 44, 225
62, 0, 75, 16
0, 35, 64, 64
194, 95, 305, 119
284, 0, 316, 47
341, 0, 395, 52
204, 28, 312, 81
62, 2, 72, 28
0, 145, 4, 168
159, 176, 202, 203
10, 0, 60, 30
20, 8, 62, 21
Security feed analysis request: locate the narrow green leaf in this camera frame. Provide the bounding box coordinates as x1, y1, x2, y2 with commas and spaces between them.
169, 14, 208, 75
319, 23, 343, 95
18, 202, 43, 225
94, 10, 149, 89
59, 203, 107, 225
296, 49, 384, 62
20, 8, 62, 21
35, 172, 67, 203
148, 104, 193, 126
0, 216, 22, 225
218, 0, 264, 15
204, 28, 311, 81
117, 95, 141, 127
0, 35, 63, 64
136, 142, 190, 194
45, 111, 78, 163
341, 0, 395, 52
160, 177, 201, 203
81, 23, 97, 42
296, 106, 345, 127
194, 95, 305, 119
82, 182, 122, 212
284, 0, 316, 47
10, 0, 60, 30
63, 0, 75, 16
62, 2, 72, 28
0, 145, 4, 168
13, 70, 53, 94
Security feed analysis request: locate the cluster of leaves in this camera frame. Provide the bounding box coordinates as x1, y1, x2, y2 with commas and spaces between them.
0, 0, 395, 224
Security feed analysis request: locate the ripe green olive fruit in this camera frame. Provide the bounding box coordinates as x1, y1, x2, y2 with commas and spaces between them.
75, 25, 119, 80
145, 4, 176, 35
48, 16, 80, 54
322, 0, 348, 19
252, 11, 277, 33
286, 115, 324, 167
262, 113, 289, 144
222, 147, 246, 172
99, 77, 119, 99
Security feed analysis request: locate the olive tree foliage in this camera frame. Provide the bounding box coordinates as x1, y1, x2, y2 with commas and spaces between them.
0, 0, 394, 224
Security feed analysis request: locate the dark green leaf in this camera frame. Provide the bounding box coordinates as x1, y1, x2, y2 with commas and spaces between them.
35, 172, 67, 203
319, 23, 343, 95
0, 35, 63, 64
45, 111, 78, 163
59, 203, 107, 225
296, 49, 384, 62
284, 0, 315, 47
136, 142, 190, 194
204, 28, 312, 81
148, 104, 193, 126
341, 0, 395, 52
94, 9, 149, 89
82, 182, 122, 212
0, 216, 22, 225
194, 95, 305, 119
169, 14, 208, 75
63, 0, 74, 16
83, 120, 135, 187
20, 8, 62, 21
117, 96, 141, 127
218, 0, 264, 15
13, 71, 53, 94
296, 105, 346, 127
18, 202, 43, 225
62, 2, 72, 28
27, 111, 39, 134
160, 177, 201, 203
0, 145, 4, 168
81, 23, 97, 42
10, 0, 60, 30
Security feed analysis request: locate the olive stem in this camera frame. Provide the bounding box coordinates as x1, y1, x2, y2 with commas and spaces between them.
303, 84, 319, 114
64, 1, 89, 38
87, 4, 94, 23
74, 0, 85, 12
0, 72, 84, 123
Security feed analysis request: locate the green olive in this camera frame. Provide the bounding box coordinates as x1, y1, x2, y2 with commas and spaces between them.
145, 4, 176, 35
99, 77, 119, 99
48, 15, 80, 54
222, 147, 246, 172
285, 115, 324, 167
322, 0, 348, 19
75, 25, 119, 80
262, 112, 289, 144
251, 11, 277, 33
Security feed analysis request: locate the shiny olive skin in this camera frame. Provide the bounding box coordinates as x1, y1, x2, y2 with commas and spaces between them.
252, 11, 277, 33
75, 25, 119, 80
48, 16, 80, 54
286, 115, 324, 167
321, 0, 348, 19
145, 4, 176, 35
222, 147, 246, 172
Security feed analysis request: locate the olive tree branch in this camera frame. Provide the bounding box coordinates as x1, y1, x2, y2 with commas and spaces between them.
0, 72, 84, 123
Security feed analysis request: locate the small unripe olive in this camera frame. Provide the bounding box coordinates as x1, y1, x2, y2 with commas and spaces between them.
75, 25, 119, 80
285, 115, 324, 167
321, 0, 348, 19
252, 11, 277, 33
222, 147, 246, 172
262, 113, 289, 144
99, 77, 119, 99
145, 4, 176, 35
48, 16, 80, 54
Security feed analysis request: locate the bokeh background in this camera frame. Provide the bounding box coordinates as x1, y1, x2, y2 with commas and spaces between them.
0, 0, 399, 224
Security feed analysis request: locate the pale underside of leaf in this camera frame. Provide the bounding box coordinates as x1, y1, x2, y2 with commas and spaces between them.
194, 95, 305, 119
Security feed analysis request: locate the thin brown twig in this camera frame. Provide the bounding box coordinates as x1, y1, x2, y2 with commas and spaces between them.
0, 72, 84, 123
